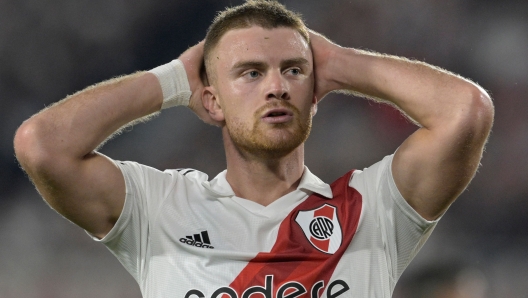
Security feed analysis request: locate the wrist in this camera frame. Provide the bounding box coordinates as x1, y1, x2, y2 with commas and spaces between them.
329, 46, 355, 90
148, 59, 192, 109
327, 47, 369, 93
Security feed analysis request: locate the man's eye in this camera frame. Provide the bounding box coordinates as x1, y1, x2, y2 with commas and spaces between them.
248, 71, 259, 78
288, 68, 301, 75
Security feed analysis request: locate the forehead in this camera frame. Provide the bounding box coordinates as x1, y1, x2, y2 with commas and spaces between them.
213, 26, 311, 67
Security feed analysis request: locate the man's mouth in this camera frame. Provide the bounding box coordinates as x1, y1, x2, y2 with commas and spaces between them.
262, 108, 294, 123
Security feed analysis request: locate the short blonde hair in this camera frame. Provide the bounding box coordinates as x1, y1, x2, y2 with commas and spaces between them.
204, 0, 309, 81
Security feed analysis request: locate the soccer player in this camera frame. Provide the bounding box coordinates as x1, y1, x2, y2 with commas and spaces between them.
14, 1, 494, 297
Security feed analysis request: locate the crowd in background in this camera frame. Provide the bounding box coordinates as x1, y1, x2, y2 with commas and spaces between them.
1, 0, 527, 297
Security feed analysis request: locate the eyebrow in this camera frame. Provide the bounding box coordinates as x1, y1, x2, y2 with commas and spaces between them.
231, 57, 310, 72
280, 57, 310, 68
231, 60, 267, 71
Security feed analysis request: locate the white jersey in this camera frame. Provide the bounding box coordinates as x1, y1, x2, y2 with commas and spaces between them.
90, 155, 438, 297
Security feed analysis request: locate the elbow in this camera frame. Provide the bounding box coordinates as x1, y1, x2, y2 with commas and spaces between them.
467, 85, 494, 138
14, 119, 55, 175
450, 85, 495, 149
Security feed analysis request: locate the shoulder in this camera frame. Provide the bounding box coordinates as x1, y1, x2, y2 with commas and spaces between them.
349, 155, 394, 191
114, 161, 209, 195
116, 161, 207, 181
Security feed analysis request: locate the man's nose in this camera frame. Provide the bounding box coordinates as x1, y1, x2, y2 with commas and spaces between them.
266, 71, 290, 100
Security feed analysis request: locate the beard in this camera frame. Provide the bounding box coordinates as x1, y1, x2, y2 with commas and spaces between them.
225, 101, 313, 160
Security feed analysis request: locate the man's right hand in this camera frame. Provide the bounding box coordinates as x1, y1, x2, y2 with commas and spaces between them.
309, 30, 344, 102
179, 41, 222, 126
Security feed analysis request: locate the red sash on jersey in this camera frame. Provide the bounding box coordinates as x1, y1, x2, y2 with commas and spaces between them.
223, 170, 362, 297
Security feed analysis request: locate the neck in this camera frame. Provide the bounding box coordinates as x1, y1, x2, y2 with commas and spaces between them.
223, 130, 305, 206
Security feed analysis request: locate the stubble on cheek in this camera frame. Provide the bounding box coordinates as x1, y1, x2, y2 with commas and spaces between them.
226, 102, 313, 159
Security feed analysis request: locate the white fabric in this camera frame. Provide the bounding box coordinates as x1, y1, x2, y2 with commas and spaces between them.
148, 59, 191, 109
90, 155, 438, 297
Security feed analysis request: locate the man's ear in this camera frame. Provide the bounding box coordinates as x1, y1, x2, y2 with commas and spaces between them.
311, 94, 318, 116
202, 86, 225, 122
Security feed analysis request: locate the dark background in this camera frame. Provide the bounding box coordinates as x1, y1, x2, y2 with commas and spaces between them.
1, 0, 527, 297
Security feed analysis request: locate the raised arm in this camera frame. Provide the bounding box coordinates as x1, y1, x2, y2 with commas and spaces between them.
310, 31, 494, 220
13, 41, 209, 239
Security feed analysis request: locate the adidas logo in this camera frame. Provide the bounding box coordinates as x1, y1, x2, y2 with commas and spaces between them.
180, 230, 214, 249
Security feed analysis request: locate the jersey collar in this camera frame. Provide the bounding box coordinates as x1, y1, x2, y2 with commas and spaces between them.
202, 166, 333, 199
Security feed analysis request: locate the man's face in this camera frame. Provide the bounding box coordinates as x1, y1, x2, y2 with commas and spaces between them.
206, 26, 316, 159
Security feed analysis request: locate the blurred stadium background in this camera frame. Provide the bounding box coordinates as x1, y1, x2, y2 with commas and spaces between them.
1, 0, 527, 297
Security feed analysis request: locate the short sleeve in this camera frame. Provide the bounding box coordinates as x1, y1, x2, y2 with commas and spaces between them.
350, 155, 439, 281
88, 160, 176, 283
